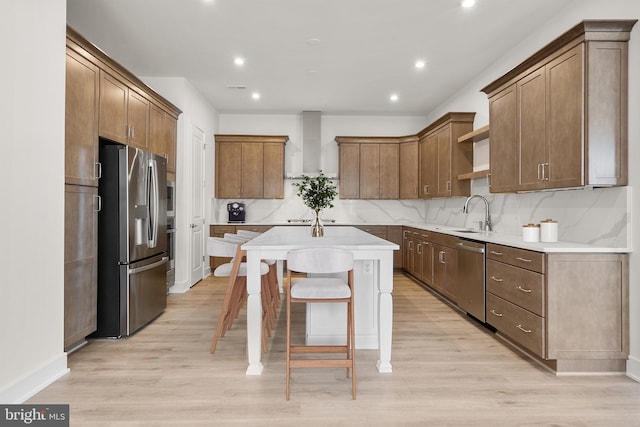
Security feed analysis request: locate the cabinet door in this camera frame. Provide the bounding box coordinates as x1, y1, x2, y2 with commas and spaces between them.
399, 141, 419, 198
64, 185, 98, 350
148, 103, 164, 155
360, 144, 380, 199
518, 68, 547, 191
215, 142, 242, 198
420, 133, 437, 198
65, 49, 99, 187
489, 84, 519, 193
164, 114, 177, 174
241, 142, 264, 198
263, 142, 284, 199
436, 126, 452, 197
339, 143, 360, 199
127, 90, 149, 149
379, 143, 399, 199
99, 71, 128, 144
420, 237, 434, 284
546, 44, 584, 189
433, 244, 458, 302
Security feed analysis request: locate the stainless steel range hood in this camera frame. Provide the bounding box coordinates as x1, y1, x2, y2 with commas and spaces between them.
301, 111, 321, 175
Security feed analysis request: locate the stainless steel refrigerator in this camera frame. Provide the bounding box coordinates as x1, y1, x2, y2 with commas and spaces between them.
94, 140, 168, 337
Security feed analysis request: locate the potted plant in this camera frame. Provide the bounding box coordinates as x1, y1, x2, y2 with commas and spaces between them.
293, 171, 337, 237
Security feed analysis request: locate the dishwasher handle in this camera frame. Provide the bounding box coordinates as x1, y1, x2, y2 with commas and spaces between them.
457, 241, 485, 253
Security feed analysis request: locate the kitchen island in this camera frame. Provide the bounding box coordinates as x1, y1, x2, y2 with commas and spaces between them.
242, 226, 399, 375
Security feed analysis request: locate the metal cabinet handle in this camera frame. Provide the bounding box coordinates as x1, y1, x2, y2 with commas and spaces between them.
516, 285, 532, 293
516, 257, 532, 263
516, 324, 532, 333
446, 180, 451, 192
487, 173, 491, 188
543, 163, 549, 181
94, 195, 102, 212
490, 276, 503, 282
490, 250, 503, 256
417, 243, 422, 255
408, 241, 413, 250
537, 163, 542, 181
424, 184, 429, 195
490, 309, 503, 318
95, 162, 102, 179
439, 250, 446, 264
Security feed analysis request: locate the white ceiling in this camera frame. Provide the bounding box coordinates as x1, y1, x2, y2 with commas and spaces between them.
66, 0, 575, 116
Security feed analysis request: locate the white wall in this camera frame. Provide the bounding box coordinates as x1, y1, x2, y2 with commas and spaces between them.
142, 77, 219, 291
0, 0, 68, 403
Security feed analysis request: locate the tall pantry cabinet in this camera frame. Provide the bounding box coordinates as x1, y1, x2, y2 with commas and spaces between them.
64, 27, 181, 351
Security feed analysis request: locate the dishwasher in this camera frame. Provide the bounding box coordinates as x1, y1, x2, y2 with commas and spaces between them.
456, 238, 486, 322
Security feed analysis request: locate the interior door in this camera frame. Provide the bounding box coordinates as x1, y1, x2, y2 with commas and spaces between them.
189, 125, 205, 287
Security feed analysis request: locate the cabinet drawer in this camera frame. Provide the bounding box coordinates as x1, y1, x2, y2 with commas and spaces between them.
429, 231, 459, 248
211, 225, 236, 235
486, 293, 544, 358
236, 225, 271, 234
356, 225, 387, 239
486, 243, 544, 273
486, 259, 545, 316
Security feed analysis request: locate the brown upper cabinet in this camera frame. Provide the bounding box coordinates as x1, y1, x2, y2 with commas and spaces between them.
482, 20, 636, 192
418, 113, 475, 199
214, 134, 288, 199
99, 71, 149, 149
336, 136, 409, 200
65, 48, 100, 187
149, 103, 178, 174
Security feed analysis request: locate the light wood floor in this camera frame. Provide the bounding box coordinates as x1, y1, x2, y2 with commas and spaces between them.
30, 272, 640, 426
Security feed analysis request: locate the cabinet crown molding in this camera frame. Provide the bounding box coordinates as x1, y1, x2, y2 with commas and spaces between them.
481, 19, 637, 95
335, 135, 418, 145
214, 134, 289, 144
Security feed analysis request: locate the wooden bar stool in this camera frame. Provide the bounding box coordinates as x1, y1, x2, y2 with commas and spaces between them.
285, 248, 356, 400
207, 237, 270, 354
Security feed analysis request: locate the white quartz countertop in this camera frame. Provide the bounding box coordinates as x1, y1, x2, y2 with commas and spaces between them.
401, 222, 629, 254
212, 222, 629, 254
241, 226, 400, 251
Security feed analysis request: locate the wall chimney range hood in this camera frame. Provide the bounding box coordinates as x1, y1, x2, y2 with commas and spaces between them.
301, 110, 322, 176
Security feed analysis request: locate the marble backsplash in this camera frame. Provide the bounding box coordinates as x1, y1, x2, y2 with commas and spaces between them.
212, 179, 630, 249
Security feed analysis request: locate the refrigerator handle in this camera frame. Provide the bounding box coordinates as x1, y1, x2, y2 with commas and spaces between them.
148, 158, 159, 248
129, 256, 169, 275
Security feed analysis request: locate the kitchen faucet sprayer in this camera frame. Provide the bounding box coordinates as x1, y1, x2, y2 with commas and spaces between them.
463, 195, 493, 232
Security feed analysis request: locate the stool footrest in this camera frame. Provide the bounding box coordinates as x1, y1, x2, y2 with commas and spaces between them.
290, 345, 348, 354
290, 359, 353, 369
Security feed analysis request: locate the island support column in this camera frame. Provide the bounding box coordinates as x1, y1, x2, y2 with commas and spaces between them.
377, 251, 394, 372
245, 251, 264, 375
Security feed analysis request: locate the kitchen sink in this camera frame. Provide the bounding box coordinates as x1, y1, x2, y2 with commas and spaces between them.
453, 229, 479, 233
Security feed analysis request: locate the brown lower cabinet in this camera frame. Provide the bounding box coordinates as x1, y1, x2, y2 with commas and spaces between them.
64, 185, 98, 350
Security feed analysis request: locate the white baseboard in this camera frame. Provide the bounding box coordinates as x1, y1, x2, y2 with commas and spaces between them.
627, 355, 640, 383
0, 353, 68, 403
168, 280, 191, 294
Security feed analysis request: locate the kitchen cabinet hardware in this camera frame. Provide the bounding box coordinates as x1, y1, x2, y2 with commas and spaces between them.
516, 324, 532, 333
94, 195, 102, 212
95, 162, 102, 179
490, 275, 503, 282
490, 251, 503, 256
516, 257, 532, 263
516, 285, 532, 293
490, 309, 503, 318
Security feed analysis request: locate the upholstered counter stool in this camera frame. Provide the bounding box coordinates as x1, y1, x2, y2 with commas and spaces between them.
207, 237, 270, 354
285, 248, 356, 400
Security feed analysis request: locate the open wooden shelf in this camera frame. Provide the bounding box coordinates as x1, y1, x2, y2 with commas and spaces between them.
458, 124, 489, 144
458, 169, 490, 181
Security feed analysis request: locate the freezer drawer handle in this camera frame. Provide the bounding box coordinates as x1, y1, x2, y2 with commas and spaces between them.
129, 256, 169, 275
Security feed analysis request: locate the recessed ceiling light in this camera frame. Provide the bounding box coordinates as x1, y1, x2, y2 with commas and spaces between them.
415, 60, 426, 69
252, 92, 261, 100
234, 57, 245, 66
390, 94, 399, 102
461, 0, 476, 8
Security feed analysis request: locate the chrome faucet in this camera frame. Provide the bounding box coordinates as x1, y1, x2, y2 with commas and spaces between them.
463, 195, 493, 232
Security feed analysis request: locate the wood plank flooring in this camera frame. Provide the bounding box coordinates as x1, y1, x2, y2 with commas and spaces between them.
29, 272, 640, 426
